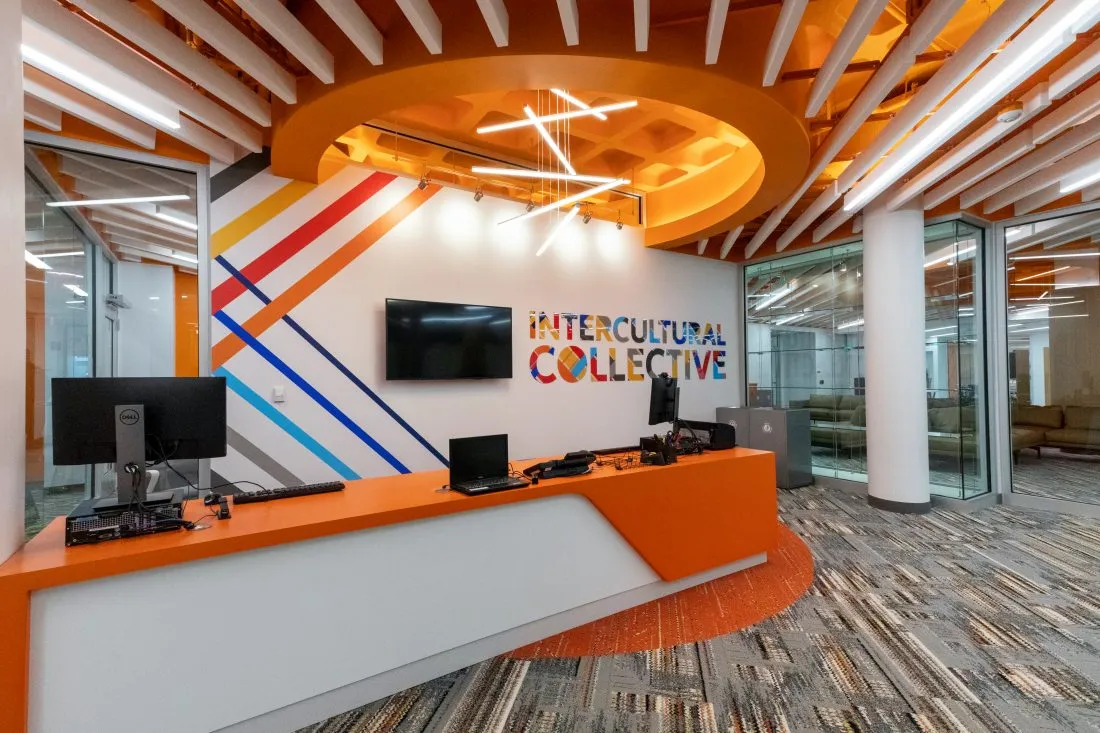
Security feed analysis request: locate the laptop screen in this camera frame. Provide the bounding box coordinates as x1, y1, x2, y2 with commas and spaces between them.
449, 434, 509, 484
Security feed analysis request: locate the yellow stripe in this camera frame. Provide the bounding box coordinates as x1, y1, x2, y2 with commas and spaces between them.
210, 180, 315, 258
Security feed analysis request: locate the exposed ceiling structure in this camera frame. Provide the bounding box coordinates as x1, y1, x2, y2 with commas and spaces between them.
18, 0, 1100, 260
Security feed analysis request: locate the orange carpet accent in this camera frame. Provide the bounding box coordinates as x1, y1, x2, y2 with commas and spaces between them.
510, 523, 813, 659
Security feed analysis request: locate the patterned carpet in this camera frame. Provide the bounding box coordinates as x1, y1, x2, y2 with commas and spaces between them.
299, 486, 1100, 733
1013, 450, 1100, 506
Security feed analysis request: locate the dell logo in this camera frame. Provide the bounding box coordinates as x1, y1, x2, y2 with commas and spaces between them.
119, 409, 140, 426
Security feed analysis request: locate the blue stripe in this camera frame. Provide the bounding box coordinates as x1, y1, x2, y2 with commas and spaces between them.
215, 310, 411, 474
215, 257, 448, 467
216, 367, 359, 481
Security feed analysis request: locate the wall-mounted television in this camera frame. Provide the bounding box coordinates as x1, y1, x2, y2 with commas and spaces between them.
385, 298, 513, 380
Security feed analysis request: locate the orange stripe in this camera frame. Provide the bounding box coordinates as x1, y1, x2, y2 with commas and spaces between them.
212, 184, 440, 369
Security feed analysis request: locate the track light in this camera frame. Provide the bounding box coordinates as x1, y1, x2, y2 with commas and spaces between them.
526, 200, 536, 212
616, 215, 624, 230
582, 207, 593, 224
417, 174, 429, 190
473, 186, 484, 202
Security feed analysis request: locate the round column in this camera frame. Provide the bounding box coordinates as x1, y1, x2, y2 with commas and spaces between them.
862, 193, 931, 513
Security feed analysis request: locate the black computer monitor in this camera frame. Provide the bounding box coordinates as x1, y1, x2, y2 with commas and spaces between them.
449, 434, 509, 486
648, 374, 679, 425
52, 377, 227, 465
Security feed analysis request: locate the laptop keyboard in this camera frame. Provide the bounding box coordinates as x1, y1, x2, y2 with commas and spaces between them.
457, 476, 515, 490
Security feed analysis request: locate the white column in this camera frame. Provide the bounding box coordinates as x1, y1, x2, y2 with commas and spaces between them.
862, 194, 930, 513
0, 2, 25, 562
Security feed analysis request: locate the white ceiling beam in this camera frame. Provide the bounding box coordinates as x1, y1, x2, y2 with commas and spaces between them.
61, 150, 194, 195
926, 128, 1034, 209
1042, 221, 1100, 249
805, 0, 890, 117
1049, 36, 1100, 100
115, 244, 197, 270
706, 0, 732, 65
846, 0, 1095, 214
1083, 182, 1100, 202
745, 0, 965, 256
556, 0, 579, 46
66, 0, 270, 127
147, 0, 298, 103
633, 0, 649, 52
174, 117, 235, 164
23, 66, 156, 149
1005, 211, 1098, 249
396, 0, 443, 53
24, 95, 61, 131
889, 84, 1050, 210
1033, 76, 1100, 144
60, 157, 168, 195
97, 218, 196, 249
762, 0, 807, 83
812, 205, 855, 243
233, 0, 334, 83
476, 0, 508, 47
313, 0, 383, 65
985, 139, 1100, 213
110, 233, 196, 257
23, 0, 262, 151
719, 226, 743, 259
697, 237, 710, 255
955, 117, 1100, 208
1013, 184, 1063, 215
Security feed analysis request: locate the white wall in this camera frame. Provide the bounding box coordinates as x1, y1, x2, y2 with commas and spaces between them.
212, 169, 740, 484
0, 2, 25, 562
117, 262, 175, 377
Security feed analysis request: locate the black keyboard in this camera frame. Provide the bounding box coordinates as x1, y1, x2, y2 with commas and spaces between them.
233, 481, 345, 504
452, 476, 528, 495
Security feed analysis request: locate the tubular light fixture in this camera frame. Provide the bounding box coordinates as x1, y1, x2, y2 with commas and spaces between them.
470, 166, 617, 184
35, 251, 84, 258
154, 212, 198, 231
753, 285, 795, 311
837, 318, 865, 330
1060, 164, 1100, 193
24, 251, 52, 270
524, 106, 576, 175
500, 178, 628, 225
48, 194, 190, 208
477, 101, 638, 133
924, 245, 977, 268
550, 88, 607, 120
1013, 312, 1089, 320
1017, 265, 1071, 281
171, 253, 199, 264
1011, 251, 1100, 260
21, 45, 181, 130
535, 206, 580, 256
1014, 326, 1050, 332
843, 0, 1100, 213
63, 283, 88, 298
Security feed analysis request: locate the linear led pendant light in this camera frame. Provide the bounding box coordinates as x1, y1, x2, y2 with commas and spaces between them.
20, 44, 181, 130
550, 88, 607, 119
501, 178, 628, 225
844, 0, 1100, 213
477, 100, 637, 133
48, 194, 191, 208
470, 166, 618, 184
24, 251, 52, 270
1060, 162, 1100, 194
524, 105, 576, 175
535, 206, 581, 256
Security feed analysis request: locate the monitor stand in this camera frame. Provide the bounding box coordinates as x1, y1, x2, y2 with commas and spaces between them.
90, 404, 180, 512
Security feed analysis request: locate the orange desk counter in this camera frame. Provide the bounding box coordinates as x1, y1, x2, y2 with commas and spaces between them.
0, 448, 777, 733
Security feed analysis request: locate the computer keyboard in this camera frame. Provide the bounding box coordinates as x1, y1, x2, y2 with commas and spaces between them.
452, 476, 528, 495
232, 481, 345, 504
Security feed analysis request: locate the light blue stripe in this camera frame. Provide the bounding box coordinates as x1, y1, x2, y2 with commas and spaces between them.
216, 367, 359, 481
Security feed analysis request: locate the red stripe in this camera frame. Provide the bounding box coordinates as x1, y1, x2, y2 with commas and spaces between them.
213, 172, 396, 312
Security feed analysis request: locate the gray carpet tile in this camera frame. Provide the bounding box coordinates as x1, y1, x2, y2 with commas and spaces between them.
298, 486, 1100, 733
1012, 450, 1100, 506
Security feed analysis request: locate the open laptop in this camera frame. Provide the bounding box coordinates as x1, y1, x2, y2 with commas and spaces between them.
448, 434, 529, 495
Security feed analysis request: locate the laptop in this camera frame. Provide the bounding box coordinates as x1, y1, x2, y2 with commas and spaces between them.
448, 434, 529, 495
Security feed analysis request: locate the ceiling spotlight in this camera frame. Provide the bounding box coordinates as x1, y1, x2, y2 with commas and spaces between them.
473, 186, 484, 202
582, 207, 593, 224
417, 174, 429, 190
616, 214, 623, 231
997, 101, 1024, 124
526, 200, 536, 212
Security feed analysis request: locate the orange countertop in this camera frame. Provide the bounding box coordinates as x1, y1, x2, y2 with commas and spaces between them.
0, 448, 777, 733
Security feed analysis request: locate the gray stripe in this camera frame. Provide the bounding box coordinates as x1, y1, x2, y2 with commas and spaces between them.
227, 427, 303, 487
211, 148, 270, 202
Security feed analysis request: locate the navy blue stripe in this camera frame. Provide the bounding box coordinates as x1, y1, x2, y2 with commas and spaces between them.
215, 310, 410, 474
215, 257, 448, 467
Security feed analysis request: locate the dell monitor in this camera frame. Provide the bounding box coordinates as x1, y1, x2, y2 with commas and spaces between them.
52, 377, 227, 507
648, 374, 680, 426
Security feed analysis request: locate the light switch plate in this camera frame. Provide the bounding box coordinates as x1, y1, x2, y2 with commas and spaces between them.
272, 385, 286, 403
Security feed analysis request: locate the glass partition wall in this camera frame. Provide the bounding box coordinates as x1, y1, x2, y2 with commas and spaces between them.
1005, 209, 1100, 506
744, 221, 989, 497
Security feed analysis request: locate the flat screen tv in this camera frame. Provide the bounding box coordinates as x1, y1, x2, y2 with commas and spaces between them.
385, 298, 513, 380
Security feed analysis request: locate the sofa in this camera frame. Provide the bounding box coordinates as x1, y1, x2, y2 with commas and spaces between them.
1012, 405, 1100, 458
790, 394, 866, 423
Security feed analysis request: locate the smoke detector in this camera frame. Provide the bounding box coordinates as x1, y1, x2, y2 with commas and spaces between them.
997, 101, 1024, 124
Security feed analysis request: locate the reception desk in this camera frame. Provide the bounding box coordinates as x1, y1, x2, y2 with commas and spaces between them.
0, 448, 777, 733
